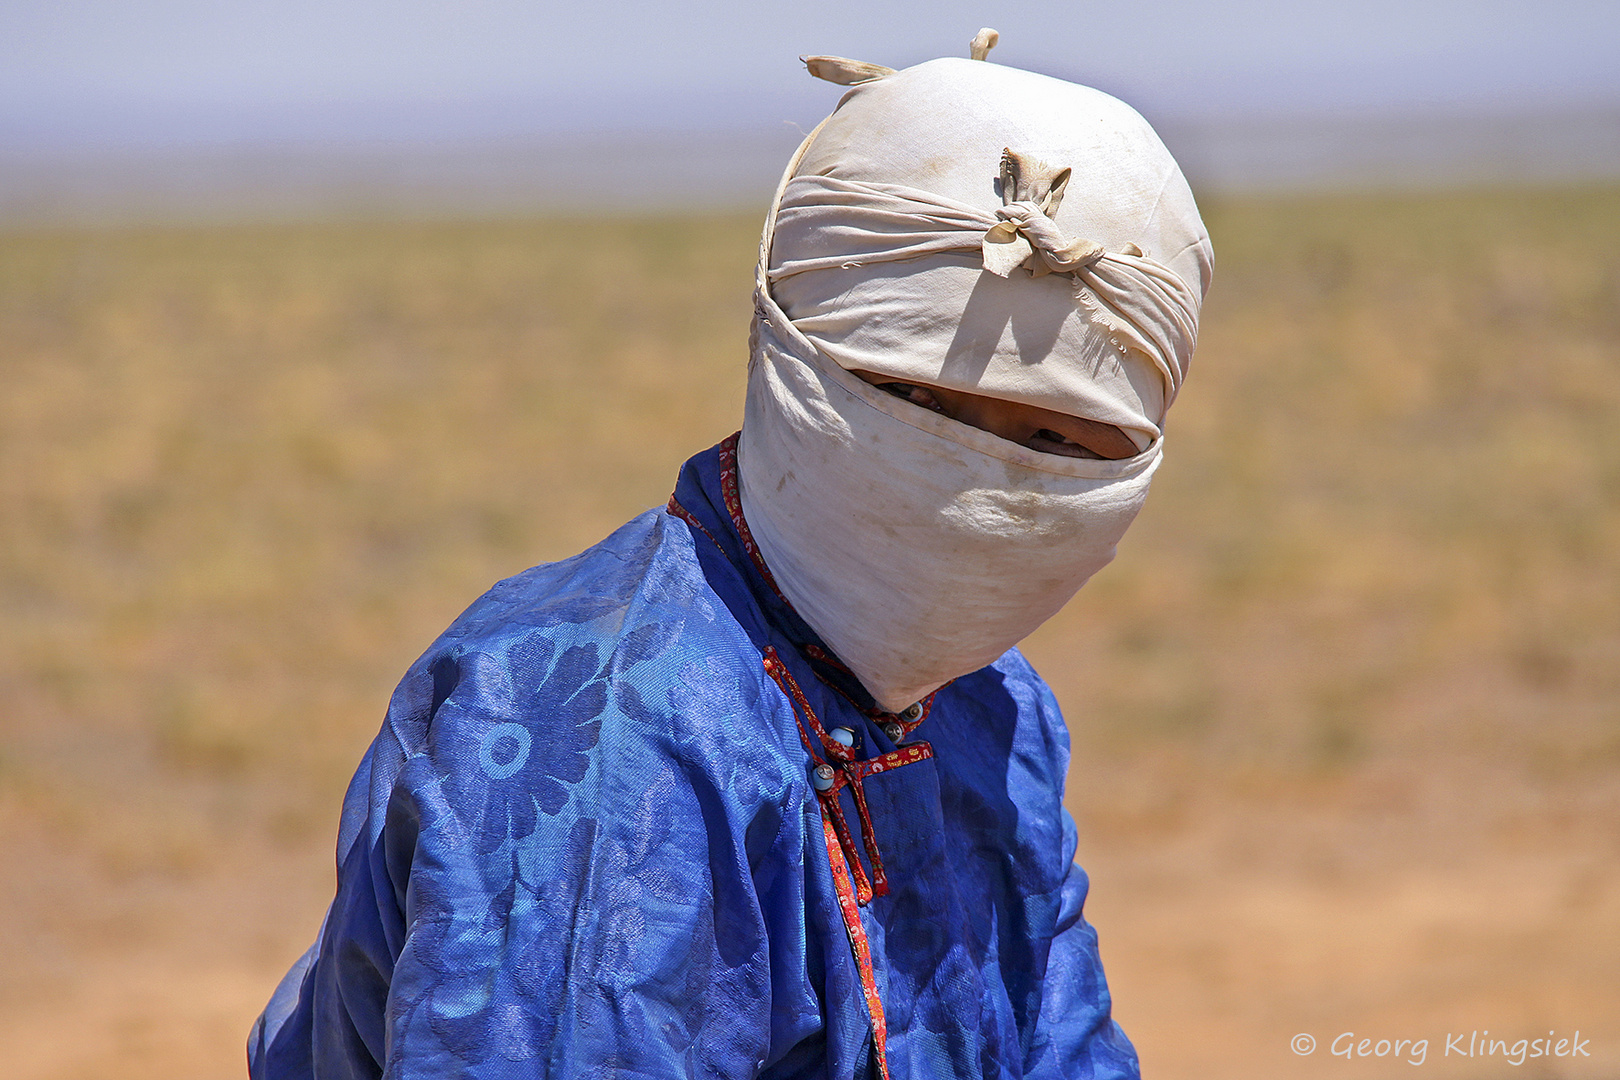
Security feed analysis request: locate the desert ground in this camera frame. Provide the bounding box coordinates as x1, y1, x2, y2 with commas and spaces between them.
1, 186, 1617, 1078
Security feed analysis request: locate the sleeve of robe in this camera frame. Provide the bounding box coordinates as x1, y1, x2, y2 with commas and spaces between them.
994, 662, 1140, 1080
1020, 810, 1142, 1079
248, 546, 816, 1079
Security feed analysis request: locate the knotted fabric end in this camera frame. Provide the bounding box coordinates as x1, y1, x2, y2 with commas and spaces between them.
803, 55, 896, 85
970, 28, 999, 61
981, 148, 1105, 278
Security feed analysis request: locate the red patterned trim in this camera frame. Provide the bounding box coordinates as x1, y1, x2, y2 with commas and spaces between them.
764, 649, 874, 899
765, 648, 893, 1080
716, 432, 789, 605
665, 494, 721, 550
764, 648, 840, 758
848, 742, 935, 780
826, 742, 937, 906
821, 782, 875, 901
763, 646, 939, 908
803, 642, 940, 739
802, 642, 853, 675
843, 767, 888, 898
817, 813, 892, 1080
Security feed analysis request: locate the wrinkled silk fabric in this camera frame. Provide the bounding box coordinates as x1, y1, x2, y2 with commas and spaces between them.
247, 444, 1140, 1080
741, 54, 1205, 710
740, 303, 1158, 712
772, 57, 1212, 449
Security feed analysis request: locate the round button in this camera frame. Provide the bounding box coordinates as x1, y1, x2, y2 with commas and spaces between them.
882, 722, 905, 742
812, 763, 837, 791
829, 727, 856, 748
901, 702, 923, 722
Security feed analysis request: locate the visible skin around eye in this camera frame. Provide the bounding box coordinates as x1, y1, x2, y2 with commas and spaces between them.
850, 370, 1141, 460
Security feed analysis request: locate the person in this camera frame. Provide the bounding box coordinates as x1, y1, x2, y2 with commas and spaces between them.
249, 29, 1210, 1080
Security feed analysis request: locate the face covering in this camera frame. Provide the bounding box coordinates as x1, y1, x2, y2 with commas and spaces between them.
740, 303, 1159, 712
737, 38, 1209, 712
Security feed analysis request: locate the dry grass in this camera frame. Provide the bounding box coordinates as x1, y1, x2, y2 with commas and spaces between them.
2, 188, 1617, 1078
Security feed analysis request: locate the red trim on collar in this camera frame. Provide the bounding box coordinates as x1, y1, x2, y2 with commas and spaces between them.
665, 495, 718, 549
716, 432, 790, 605
803, 643, 937, 737
763, 644, 922, 1080
673, 433, 942, 735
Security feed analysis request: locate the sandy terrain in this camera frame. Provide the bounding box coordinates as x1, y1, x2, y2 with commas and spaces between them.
2, 189, 1616, 1077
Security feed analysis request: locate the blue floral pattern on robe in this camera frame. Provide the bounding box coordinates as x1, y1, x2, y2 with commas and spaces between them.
248, 441, 1140, 1080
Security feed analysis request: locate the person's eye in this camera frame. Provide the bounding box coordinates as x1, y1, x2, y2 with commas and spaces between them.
876, 381, 946, 414
1030, 428, 1104, 459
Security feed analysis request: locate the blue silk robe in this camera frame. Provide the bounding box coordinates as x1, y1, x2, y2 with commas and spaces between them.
248, 439, 1139, 1079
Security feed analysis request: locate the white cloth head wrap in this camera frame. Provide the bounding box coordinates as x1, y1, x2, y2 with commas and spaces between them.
737, 35, 1212, 711
773, 53, 1210, 449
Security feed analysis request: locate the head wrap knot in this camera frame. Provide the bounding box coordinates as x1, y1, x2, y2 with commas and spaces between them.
983, 148, 1116, 277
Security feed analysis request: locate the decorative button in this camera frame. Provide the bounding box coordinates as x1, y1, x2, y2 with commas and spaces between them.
901, 702, 923, 722
882, 722, 905, 742
829, 727, 856, 748
812, 763, 837, 791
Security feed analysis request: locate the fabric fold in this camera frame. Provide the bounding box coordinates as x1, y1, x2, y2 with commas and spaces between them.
769, 171, 1200, 431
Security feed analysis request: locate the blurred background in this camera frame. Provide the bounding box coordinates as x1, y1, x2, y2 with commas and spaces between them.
2, 2, 1617, 1077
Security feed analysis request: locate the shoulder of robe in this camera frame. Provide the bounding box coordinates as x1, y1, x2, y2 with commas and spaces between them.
979, 647, 1074, 773
377, 508, 772, 761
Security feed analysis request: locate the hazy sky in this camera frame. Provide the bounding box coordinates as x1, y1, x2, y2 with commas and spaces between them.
4, 0, 1619, 149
